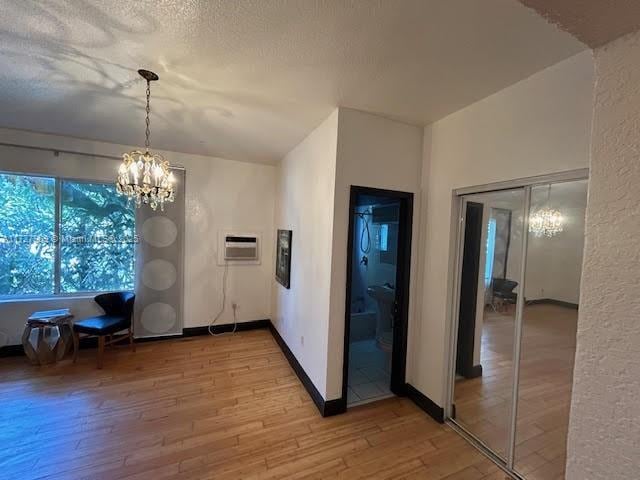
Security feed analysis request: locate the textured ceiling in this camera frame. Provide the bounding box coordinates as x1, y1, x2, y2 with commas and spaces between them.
518, 0, 640, 48
0, 0, 585, 164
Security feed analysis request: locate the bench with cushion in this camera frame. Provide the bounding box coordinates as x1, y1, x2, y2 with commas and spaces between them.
73, 292, 135, 368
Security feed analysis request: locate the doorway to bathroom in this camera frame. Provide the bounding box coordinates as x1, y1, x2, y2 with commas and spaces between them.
342, 186, 413, 407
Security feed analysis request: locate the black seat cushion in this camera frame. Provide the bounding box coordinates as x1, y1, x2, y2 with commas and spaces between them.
74, 315, 130, 335
492, 278, 518, 303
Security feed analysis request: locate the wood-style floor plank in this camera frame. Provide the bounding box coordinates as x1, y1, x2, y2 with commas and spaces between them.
2, 329, 504, 480
454, 304, 576, 479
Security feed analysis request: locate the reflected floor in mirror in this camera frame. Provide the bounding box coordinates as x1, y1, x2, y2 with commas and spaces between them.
454, 303, 577, 480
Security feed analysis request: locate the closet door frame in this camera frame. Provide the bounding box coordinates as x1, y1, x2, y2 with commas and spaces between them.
444, 168, 589, 478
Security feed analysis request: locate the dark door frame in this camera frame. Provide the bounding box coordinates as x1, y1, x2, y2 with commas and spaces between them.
339, 185, 414, 410
456, 201, 484, 380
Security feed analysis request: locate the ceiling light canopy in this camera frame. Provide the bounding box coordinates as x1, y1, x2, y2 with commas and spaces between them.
116, 69, 175, 211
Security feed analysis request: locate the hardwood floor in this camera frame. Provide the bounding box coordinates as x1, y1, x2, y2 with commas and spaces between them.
454, 304, 577, 480
0, 329, 509, 480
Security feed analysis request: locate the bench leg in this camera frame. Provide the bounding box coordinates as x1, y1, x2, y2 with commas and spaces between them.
129, 326, 136, 353
97, 336, 105, 369
72, 331, 79, 363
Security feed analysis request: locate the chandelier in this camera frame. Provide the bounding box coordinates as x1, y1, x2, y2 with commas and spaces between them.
116, 69, 175, 211
529, 185, 563, 238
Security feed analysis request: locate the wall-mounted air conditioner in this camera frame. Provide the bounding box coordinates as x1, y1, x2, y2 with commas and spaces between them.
224, 235, 258, 260
217, 231, 262, 265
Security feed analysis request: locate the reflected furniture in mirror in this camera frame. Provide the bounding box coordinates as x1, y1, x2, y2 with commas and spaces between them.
491, 278, 518, 312
449, 177, 588, 479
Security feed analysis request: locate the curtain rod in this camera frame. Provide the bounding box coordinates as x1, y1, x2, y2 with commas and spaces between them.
0, 141, 186, 171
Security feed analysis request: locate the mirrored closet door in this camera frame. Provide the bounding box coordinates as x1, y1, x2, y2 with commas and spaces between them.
449, 176, 588, 479
452, 187, 525, 460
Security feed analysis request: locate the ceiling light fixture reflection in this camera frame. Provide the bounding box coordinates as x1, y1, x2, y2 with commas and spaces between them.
529, 184, 563, 238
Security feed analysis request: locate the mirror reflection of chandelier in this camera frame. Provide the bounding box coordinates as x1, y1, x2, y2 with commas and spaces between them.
116, 69, 175, 211
529, 184, 564, 238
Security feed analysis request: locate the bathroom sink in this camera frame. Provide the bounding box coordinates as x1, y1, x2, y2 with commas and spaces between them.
366, 285, 395, 303
367, 285, 395, 350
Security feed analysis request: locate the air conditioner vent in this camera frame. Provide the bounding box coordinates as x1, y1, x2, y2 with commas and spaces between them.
224, 235, 258, 261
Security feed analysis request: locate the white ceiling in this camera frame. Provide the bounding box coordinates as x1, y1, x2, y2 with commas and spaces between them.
0, 0, 585, 164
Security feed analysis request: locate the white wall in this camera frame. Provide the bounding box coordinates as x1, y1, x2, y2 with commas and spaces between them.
181, 155, 275, 329
0, 128, 275, 347
271, 110, 339, 398
271, 107, 423, 401
327, 108, 423, 399
567, 31, 640, 480
525, 203, 586, 304
416, 51, 594, 405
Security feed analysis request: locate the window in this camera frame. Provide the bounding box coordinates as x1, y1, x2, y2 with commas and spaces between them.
60, 181, 136, 293
378, 223, 389, 252
0, 174, 56, 295
0, 173, 136, 297
484, 217, 497, 288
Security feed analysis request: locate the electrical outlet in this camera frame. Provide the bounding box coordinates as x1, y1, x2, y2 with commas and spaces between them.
300, 335, 304, 346
232, 302, 238, 310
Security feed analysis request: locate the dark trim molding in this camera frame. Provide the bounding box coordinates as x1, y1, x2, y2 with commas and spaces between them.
406, 383, 444, 424
526, 298, 579, 310
456, 201, 483, 381
183, 319, 270, 337
0, 344, 25, 357
134, 334, 183, 343
1, 320, 271, 357
1, 337, 102, 356
269, 322, 345, 417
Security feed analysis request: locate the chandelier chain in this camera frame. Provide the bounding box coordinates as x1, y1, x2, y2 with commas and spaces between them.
117, 69, 175, 212
145, 80, 151, 151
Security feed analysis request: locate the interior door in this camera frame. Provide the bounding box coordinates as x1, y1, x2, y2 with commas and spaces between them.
389, 194, 412, 395
343, 186, 413, 408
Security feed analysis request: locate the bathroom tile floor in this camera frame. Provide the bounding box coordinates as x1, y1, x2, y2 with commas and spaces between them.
347, 339, 393, 405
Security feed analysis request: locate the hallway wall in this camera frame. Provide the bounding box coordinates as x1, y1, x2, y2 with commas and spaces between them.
416, 50, 594, 406
272, 107, 423, 401
327, 108, 423, 400
271, 110, 339, 397
567, 30, 640, 480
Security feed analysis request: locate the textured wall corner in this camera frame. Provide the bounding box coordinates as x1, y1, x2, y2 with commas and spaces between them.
566, 31, 640, 479
518, 0, 640, 48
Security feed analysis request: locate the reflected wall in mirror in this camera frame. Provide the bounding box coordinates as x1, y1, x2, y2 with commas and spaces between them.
514, 179, 588, 478
453, 188, 524, 459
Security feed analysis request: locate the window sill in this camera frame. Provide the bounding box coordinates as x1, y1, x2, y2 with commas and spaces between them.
0, 294, 106, 304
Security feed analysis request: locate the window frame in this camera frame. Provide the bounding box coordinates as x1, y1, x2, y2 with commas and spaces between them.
0, 170, 136, 300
